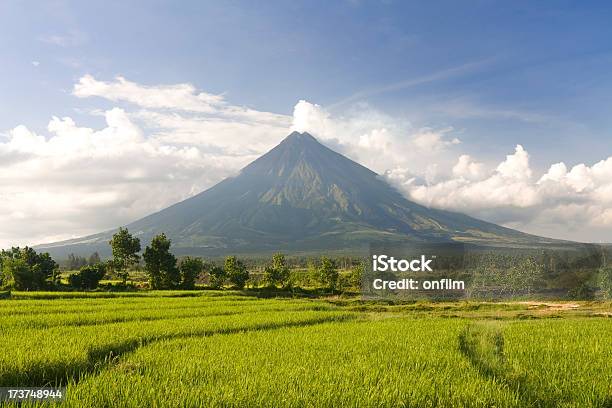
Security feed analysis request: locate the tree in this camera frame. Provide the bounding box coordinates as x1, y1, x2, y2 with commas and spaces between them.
349, 261, 364, 289
1, 258, 31, 290
68, 264, 106, 290
263, 253, 291, 288
179, 257, 203, 289
88, 252, 101, 266
597, 266, 612, 299
0, 247, 58, 290
225, 256, 249, 289
208, 265, 226, 289
143, 233, 179, 289
109, 227, 141, 285
67, 253, 87, 270
319, 256, 338, 290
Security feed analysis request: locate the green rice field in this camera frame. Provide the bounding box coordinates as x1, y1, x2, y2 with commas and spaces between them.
0, 291, 610, 407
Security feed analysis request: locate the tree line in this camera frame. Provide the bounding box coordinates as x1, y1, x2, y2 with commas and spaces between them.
107, 228, 353, 291
4, 229, 610, 298
0, 227, 362, 292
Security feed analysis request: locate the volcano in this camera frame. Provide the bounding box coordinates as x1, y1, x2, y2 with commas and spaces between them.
38, 131, 561, 257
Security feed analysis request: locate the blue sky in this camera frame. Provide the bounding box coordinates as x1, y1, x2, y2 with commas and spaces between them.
2, 1, 612, 245
3, 1, 612, 165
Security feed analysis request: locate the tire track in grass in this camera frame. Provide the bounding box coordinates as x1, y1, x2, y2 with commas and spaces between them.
1, 302, 333, 329
3, 312, 356, 388
458, 322, 556, 407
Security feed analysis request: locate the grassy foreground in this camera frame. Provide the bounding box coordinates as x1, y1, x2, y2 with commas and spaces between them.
0, 291, 610, 407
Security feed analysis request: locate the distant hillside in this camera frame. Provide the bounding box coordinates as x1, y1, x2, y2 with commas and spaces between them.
38, 131, 566, 258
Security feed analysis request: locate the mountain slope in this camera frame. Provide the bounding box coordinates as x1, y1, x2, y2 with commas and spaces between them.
38, 132, 562, 257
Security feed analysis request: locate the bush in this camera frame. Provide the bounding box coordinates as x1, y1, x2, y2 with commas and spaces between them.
568, 282, 596, 300
68, 264, 106, 290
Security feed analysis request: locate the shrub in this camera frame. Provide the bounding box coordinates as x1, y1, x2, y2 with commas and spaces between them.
568, 282, 596, 300
68, 264, 106, 290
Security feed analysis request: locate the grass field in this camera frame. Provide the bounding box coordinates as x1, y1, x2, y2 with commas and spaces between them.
0, 291, 610, 407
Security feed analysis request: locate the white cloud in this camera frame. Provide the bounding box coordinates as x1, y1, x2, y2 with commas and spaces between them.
3, 75, 612, 247
73, 75, 288, 125
291, 100, 462, 176
0, 109, 252, 247
387, 144, 612, 242
412, 129, 460, 151
0, 76, 296, 248
73, 75, 224, 113
452, 155, 484, 180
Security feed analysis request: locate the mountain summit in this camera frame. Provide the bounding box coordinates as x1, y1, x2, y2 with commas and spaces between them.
39, 131, 559, 257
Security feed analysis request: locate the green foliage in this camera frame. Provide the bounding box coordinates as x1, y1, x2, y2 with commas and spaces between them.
469, 254, 545, 298
336, 262, 365, 292
143, 234, 179, 290
318, 256, 338, 290
109, 227, 141, 284
67, 253, 88, 270
1, 258, 30, 290
349, 261, 364, 289
88, 252, 101, 266
224, 256, 249, 289
598, 266, 612, 299
263, 253, 291, 288
66, 252, 102, 271
208, 266, 226, 289
568, 282, 596, 300
0, 247, 58, 290
179, 257, 203, 289
68, 264, 106, 290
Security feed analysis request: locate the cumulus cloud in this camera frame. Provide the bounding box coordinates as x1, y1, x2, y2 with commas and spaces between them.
291, 100, 462, 176
3, 76, 612, 247
0, 109, 251, 247
387, 144, 612, 242
452, 155, 484, 180
2, 86, 464, 248
0, 76, 295, 248
292, 102, 612, 242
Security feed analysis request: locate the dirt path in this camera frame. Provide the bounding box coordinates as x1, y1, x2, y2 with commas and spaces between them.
518, 301, 580, 310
